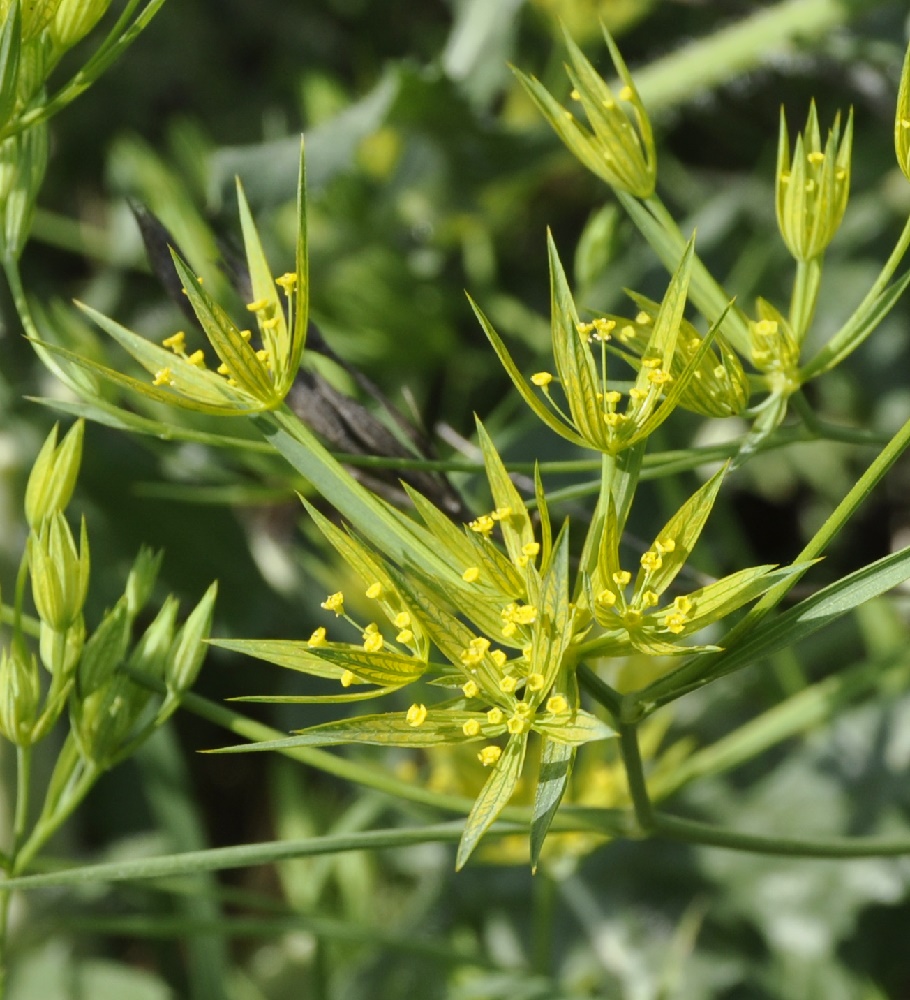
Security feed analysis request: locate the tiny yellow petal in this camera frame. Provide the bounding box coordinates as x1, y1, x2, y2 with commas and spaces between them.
321, 592, 345, 615
307, 627, 327, 647
463, 719, 481, 737
478, 745, 502, 766
462, 566, 480, 583
546, 694, 568, 715
406, 703, 428, 727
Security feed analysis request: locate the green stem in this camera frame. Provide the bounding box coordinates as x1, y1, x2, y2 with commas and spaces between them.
12, 748, 30, 855
651, 812, 910, 858
789, 256, 821, 341
576, 662, 622, 718
13, 761, 98, 877
617, 717, 655, 833
801, 212, 910, 379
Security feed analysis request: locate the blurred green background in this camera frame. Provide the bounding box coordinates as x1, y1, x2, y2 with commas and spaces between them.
4, 0, 910, 997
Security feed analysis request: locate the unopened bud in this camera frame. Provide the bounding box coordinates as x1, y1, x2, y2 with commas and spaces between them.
0, 645, 41, 747
25, 420, 83, 528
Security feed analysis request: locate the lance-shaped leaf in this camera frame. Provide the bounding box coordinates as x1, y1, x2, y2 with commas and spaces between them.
172, 251, 277, 404
633, 465, 727, 598
469, 296, 589, 447
292, 710, 498, 747
531, 738, 575, 872
533, 709, 616, 746
548, 234, 604, 447
677, 563, 812, 635
475, 418, 536, 572
456, 733, 527, 869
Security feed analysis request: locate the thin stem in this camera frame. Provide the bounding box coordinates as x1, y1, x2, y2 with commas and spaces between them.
13, 762, 98, 877
617, 718, 655, 833
12, 748, 30, 855
577, 663, 622, 718
802, 212, 910, 380
789, 257, 822, 341
651, 812, 910, 858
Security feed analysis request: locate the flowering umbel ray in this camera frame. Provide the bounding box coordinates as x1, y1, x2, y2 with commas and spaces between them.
33, 141, 309, 416
473, 234, 717, 455
209, 422, 616, 868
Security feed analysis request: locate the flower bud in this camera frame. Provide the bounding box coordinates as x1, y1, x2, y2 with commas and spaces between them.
124, 546, 163, 618
76, 600, 130, 698
0, 645, 41, 747
515, 28, 656, 198
24, 420, 83, 528
896, 39, 910, 181
749, 298, 799, 374
29, 513, 90, 632
1, 118, 47, 258
165, 582, 217, 694
776, 103, 852, 261
49, 0, 110, 50
0, 0, 60, 42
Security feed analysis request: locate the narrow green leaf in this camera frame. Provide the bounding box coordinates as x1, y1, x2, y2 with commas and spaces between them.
260, 406, 456, 575
232, 687, 398, 705
661, 543, 910, 695
547, 232, 603, 446
299, 645, 428, 688
475, 418, 534, 567
468, 296, 588, 447
210, 638, 348, 680
0, 0, 21, 130
534, 464, 552, 567
801, 268, 910, 379
682, 564, 807, 630
635, 466, 726, 597
213, 711, 491, 751
530, 737, 574, 871
236, 178, 289, 377
170, 252, 275, 401
534, 524, 573, 697
456, 734, 527, 869
534, 709, 616, 746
